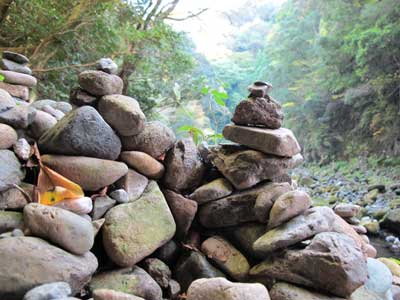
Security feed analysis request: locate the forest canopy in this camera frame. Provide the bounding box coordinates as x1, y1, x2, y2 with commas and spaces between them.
0, 0, 399, 162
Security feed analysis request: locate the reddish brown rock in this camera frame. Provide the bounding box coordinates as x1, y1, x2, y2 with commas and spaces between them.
78, 70, 123, 96
120, 151, 164, 179
69, 87, 97, 106
232, 96, 283, 129
189, 178, 233, 204
0, 82, 29, 100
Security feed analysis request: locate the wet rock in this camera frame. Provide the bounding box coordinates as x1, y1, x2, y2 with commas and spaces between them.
0, 105, 36, 128
0, 210, 24, 233
270, 282, 346, 300
115, 169, 148, 201
39, 106, 121, 160
253, 207, 336, 255
79, 70, 123, 96
209, 144, 303, 190
121, 121, 175, 159
163, 189, 197, 240
0, 123, 17, 149
93, 289, 145, 300
29, 110, 57, 139
349, 258, 392, 300
23, 282, 71, 300
223, 125, 301, 157
92, 195, 116, 220
0, 182, 33, 209
201, 235, 250, 280
254, 182, 293, 223
0, 70, 37, 87
0, 237, 98, 300
69, 87, 98, 106
174, 251, 226, 291
381, 208, 400, 234
187, 277, 270, 300
120, 151, 165, 179
42, 155, 128, 191
0, 58, 32, 74
189, 178, 233, 204
163, 138, 206, 192
199, 182, 279, 228
103, 181, 175, 267
2, 51, 29, 64
232, 96, 283, 129
0, 82, 29, 100
96, 58, 118, 74
268, 190, 312, 229
0, 149, 24, 192
98, 94, 145, 136
143, 258, 171, 288
251, 232, 367, 298
334, 203, 361, 218
90, 267, 162, 300
0, 88, 15, 112
24, 203, 94, 255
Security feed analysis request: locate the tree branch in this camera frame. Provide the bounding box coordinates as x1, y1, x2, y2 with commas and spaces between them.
32, 61, 98, 73
165, 8, 208, 21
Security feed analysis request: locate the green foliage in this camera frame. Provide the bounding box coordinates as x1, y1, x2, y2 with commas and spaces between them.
0, 74, 4, 82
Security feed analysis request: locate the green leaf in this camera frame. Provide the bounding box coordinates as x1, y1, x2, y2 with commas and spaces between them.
0, 74, 4, 82
177, 125, 193, 132
201, 86, 209, 95
282, 102, 296, 108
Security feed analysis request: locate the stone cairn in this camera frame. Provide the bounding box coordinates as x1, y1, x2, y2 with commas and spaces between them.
0, 52, 396, 300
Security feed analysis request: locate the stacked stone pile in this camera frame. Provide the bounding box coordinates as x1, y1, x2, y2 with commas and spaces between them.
0, 51, 37, 101
0, 52, 397, 300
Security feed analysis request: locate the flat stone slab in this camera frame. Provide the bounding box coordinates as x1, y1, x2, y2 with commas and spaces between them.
223, 124, 301, 157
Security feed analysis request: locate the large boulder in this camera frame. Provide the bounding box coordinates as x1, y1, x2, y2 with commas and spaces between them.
90, 267, 162, 300
163, 138, 206, 192
98, 94, 146, 136
0, 237, 98, 300
187, 278, 270, 300
41, 155, 128, 191
39, 106, 121, 160
23, 203, 94, 255
102, 181, 176, 267
253, 207, 336, 255
250, 232, 368, 298
232, 96, 283, 129
0, 149, 24, 192
121, 121, 175, 159
223, 125, 301, 157
78, 70, 123, 96
209, 145, 303, 190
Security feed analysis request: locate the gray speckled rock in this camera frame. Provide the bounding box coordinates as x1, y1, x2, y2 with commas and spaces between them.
0, 237, 98, 300
38, 106, 121, 160
0, 58, 32, 74
0, 149, 24, 192
0, 105, 36, 129
79, 70, 123, 96
103, 181, 176, 267
0, 88, 15, 113
29, 110, 57, 139
96, 58, 118, 74
30, 100, 72, 114
0, 123, 17, 149
90, 267, 162, 300
98, 94, 145, 136
24, 203, 94, 255
23, 282, 71, 300
121, 121, 176, 159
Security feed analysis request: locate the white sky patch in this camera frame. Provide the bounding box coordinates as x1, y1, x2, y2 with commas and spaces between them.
168, 0, 287, 59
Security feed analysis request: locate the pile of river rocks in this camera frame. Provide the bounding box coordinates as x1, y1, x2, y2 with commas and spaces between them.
0, 53, 398, 300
